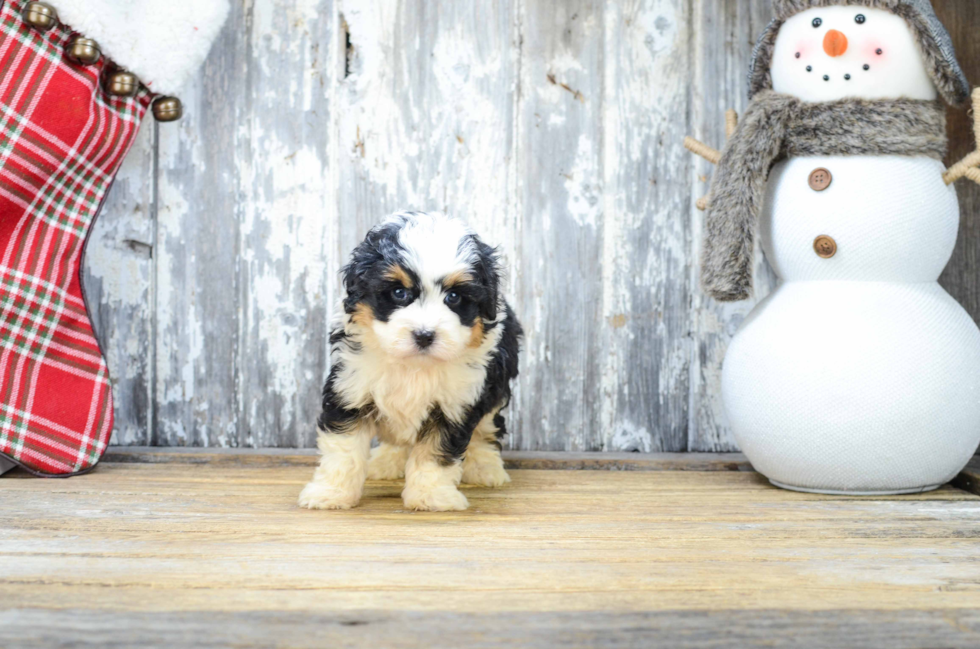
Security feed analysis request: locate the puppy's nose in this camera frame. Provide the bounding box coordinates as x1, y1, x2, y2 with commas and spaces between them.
823, 29, 848, 57
413, 330, 436, 349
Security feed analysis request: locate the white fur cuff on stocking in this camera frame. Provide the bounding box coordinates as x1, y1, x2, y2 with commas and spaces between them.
52, 0, 229, 96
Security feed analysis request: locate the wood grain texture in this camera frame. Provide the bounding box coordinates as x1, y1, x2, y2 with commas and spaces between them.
153, 13, 245, 447
154, 0, 336, 448
3, 461, 980, 648
937, 1, 980, 324
99, 446, 756, 471
599, 0, 691, 453
512, 0, 605, 451
84, 124, 156, 446
7, 609, 980, 649
233, 0, 335, 449
86, 0, 980, 451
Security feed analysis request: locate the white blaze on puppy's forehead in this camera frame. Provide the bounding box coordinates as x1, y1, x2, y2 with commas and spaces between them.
390, 212, 477, 285
771, 6, 936, 103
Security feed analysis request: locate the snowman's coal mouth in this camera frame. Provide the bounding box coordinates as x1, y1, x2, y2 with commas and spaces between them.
804, 64, 870, 82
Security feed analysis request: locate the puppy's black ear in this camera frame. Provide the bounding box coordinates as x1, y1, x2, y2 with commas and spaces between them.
469, 236, 502, 322
341, 240, 375, 314
342, 221, 403, 313
341, 257, 366, 315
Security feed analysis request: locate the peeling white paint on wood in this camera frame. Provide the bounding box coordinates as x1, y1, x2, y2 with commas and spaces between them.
84, 0, 980, 452
598, 0, 691, 453
84, 123, 155, 446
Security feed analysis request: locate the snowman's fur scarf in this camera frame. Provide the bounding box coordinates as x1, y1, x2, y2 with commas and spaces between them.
750, 0, 971, 107
298, 212, 523, 512
702, 91, 946, 302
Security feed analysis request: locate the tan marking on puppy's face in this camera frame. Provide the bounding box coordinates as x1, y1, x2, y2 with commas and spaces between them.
441, 269, 474, 289
467, 318, 485, 349
384, 264, 414, 288
351, 303, 375, 329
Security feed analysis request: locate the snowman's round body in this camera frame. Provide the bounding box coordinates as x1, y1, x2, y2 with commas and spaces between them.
723, 155, 980, 493
720, 5, 980, 493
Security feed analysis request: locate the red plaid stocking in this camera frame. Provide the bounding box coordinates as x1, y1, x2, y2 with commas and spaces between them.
0, 0, 151, 475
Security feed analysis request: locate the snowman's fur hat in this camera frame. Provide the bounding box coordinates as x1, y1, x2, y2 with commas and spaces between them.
749, 0, 970, 106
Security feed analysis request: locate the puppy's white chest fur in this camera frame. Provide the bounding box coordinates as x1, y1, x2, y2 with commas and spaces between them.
336, 328, 499, 445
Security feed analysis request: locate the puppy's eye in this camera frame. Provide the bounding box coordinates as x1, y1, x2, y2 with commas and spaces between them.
444, 291, 462, 307
391, 287, 411, 304
812, 17, 822, 28
855, 14, 866, 24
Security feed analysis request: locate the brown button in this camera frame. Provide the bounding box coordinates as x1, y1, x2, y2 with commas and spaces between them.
813, 235, 837, 258
808, 168, 833, 191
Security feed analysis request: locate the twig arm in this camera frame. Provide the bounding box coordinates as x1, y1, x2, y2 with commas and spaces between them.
684, 137, 721, 165
725, 110, 738, 139
686, 110, 738, 210
975, 86, 980, 151
943, 88, 980, 187
944, 150, 980, 186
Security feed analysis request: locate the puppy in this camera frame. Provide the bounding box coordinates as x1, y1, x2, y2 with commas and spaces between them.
298, 212, 523, 512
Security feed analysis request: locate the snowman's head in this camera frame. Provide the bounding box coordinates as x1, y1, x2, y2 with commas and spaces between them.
749, 1, 970, 107
771, 7, 935, 102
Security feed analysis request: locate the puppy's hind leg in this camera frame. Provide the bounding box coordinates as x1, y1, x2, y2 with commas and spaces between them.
367, 442, 410, 480
462, 411, 511, 487
299, 420, 374, 510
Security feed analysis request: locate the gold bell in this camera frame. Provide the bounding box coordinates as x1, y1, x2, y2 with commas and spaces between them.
151, 96, 183, 122
66, 37, 101, 65
104, 71, 139, 97
22, 2, 58, 31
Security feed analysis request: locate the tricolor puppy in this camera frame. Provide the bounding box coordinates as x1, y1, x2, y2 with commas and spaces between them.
298, 212, 523, 512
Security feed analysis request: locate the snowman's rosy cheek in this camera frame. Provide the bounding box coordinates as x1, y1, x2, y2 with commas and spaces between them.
861, 41, 886, 60
793, 41, 814, 60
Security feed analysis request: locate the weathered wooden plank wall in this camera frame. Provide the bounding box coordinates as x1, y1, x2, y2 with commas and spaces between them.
938, 1, 980, 323
83, 0, 980, 451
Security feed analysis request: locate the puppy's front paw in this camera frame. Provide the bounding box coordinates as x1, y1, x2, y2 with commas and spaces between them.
298, 481, 361, 510
462, 458, 511, 487
402, 485, 469, 512
367, 444, 407, 480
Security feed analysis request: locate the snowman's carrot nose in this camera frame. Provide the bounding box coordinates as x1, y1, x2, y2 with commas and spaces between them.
823, 30, 848, 57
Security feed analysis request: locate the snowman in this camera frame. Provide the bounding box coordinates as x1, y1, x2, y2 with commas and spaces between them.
688, 0, 980, 494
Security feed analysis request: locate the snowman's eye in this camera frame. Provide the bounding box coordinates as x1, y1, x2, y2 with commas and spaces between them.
812, 17, 823, 28
855, 14, 866, 24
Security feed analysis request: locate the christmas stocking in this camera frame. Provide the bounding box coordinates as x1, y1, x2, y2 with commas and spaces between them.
0, 0, 227, 476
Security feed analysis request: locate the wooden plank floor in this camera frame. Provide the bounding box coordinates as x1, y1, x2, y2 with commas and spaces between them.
3, 453, 980, 648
